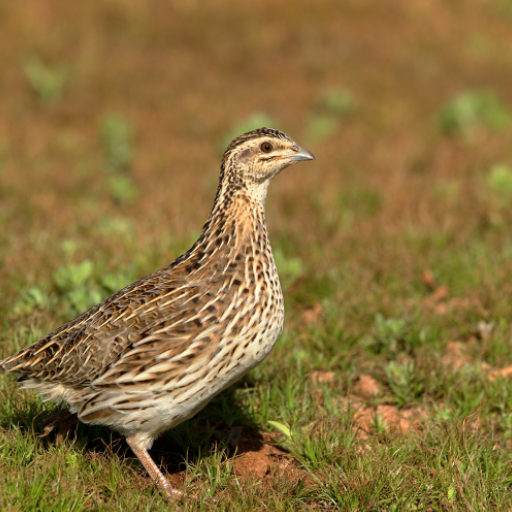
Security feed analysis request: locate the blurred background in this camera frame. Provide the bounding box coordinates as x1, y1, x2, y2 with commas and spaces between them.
1, 0, 512, 342
4, 1, 512, 506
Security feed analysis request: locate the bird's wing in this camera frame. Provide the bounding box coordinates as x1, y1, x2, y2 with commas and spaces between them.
1, 263, 234, 391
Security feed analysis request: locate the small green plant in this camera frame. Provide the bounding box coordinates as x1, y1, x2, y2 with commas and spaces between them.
107, 175, 139, 204
438, 90, 510, 136
486, 163, 512, 200
23, 57, 69, 104
100, 268, 135, 295
60, 239, 80, 258
268, 418, 349, 470
50, 260, 136, 317
54, 260, 94, 291
375, 315, 406, 344
53, 260, 102, 316
432, 403, 452, 421
364, 314, 412, 355
317, 88, 357, 116
13, 287, 51, 315
306, 87, 357, 143
99, 114, 138, 205
306, 114, 339, 144
64, 287, 104, 315
447, 484, 456, 504
100, 114, 134, 173
372, 411, 390, 434
268, 420, 293, 439
385, 360, 423, 407
97, 217, 135, 239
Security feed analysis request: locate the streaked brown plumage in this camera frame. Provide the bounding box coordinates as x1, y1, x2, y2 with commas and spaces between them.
0, 127, 315, 498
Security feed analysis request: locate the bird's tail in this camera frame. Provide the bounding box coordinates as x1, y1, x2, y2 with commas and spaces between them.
0, 348, 30, 375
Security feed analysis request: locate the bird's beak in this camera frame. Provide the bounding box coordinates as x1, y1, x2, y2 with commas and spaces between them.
287, 145, 316, 162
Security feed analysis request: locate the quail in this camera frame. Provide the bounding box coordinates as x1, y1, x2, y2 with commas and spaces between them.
0, 127, 315, 498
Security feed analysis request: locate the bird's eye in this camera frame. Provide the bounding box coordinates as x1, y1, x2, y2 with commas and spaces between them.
260, 142, 273, 153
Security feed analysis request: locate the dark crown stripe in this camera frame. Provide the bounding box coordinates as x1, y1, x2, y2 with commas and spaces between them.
223, 127, 291, 155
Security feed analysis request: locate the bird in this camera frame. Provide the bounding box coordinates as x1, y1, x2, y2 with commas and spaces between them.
0, 127, 315, 498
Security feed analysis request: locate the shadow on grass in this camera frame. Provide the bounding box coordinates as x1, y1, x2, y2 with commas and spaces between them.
0, 379, 262, 482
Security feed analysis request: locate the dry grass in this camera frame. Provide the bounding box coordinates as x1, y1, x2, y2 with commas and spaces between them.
2, 0, 512, 510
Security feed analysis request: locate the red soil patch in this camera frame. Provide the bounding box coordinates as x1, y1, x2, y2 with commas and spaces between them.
441, 341, 473, 370
354, 404, 426, 438
301, 303, 322, 324
148, 428, 314, 492
354, 374, 380, 399
310, 370, 335, 384
231, 431, 313, 485
331, 397, 427, 439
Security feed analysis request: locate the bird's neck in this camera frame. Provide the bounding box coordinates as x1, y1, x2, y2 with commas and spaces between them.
204, 179, 269, 245
210, 171, 269, 216
171, 179, 272, 275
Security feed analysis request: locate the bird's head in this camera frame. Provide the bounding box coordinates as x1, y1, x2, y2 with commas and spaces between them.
220, 128, 315, 189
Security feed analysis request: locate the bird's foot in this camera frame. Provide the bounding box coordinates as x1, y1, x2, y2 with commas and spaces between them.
126, 437, 189, 501
40, 409, 78, 443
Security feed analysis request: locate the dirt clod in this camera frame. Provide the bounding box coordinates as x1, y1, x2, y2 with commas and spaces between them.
301, 303, 322, 323
441, 341, 472, 369
354, 374, 380, 398
422, 269, 436, 290
353, 404, 425, 438
489, 365, 512, 381
234, 451, 269, 479
424, 285, 449, 314
310, 370, 335, 384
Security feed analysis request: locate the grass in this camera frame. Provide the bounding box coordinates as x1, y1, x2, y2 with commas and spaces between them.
2, 0, 512, 510
23, 56, 69, 105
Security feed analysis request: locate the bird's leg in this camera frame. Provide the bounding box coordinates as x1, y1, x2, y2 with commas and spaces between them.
126, 437, 185, 499
56, 414, 79, 445
40, 409, 77, 439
